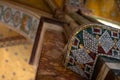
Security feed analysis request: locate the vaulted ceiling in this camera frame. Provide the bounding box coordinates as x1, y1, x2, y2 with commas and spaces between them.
7, 0, 120, 24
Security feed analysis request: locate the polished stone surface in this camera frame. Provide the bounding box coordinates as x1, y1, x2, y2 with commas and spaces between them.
36, 30, 84, 80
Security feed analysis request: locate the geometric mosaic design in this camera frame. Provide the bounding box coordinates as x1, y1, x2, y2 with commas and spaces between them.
83, 30, 98, 53
72, 37, 80, 48
99, 30, 114, 53
116, 39, 120, 50
112, 49, 120, 59
92, 27, 102, 35
68, 56, 75, 65
111, 31, 119, 38
84, 64, 92, 74
65, 24, 120, 79
72, 49, 93, 64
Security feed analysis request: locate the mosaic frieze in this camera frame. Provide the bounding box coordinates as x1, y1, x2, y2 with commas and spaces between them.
13, 11, 21, 27
0, 4, 40, 42
20, 14, 32, 34
65, 24, 120, 79
3, 8, 12, 23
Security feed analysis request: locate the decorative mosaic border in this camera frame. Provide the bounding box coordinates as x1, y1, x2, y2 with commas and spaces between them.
65, 24, 120, 79
0, 3, 40, 42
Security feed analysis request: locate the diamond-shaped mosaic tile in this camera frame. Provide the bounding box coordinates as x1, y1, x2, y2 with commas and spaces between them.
92, 27, 102, 35
99, 31, 114, 53
83, 30, 98, 53
111, 31, 119, 38
84, 64, 92, 74
112, 49, 120, 59
72, 37, 80, 48
69, 56, 75, 65
72, 49, 93, 64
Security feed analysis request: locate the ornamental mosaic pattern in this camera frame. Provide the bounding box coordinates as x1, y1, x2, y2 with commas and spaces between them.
71, 49, 93, 64
0, 4, 40, 42
116, 39, 120, 50
83, 30, 98, 53
65, 24, 120, 79
99, 30, 114, 53
3, 8, 12, 23
72, 37, 80, 48
112, 49, 120, 59
13, 11, 21, 27
84, 64, 92, 74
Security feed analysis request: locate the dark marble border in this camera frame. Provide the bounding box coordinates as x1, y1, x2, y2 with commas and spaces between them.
29, 17, 65, 65
29, 17, 66, 80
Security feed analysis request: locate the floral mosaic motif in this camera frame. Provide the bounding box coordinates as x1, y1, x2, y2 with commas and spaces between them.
20, 14, 32, 34
3, 8, 12, 23
71, 49, 93, 64
83, 30, 98, 53
99, 30, 114, 53
13, 11, 21, 27
72, 37, 80, 48
68, 65, 87, 78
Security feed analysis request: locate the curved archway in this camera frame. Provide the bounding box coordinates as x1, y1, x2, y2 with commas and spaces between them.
0, 1, 40, 42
